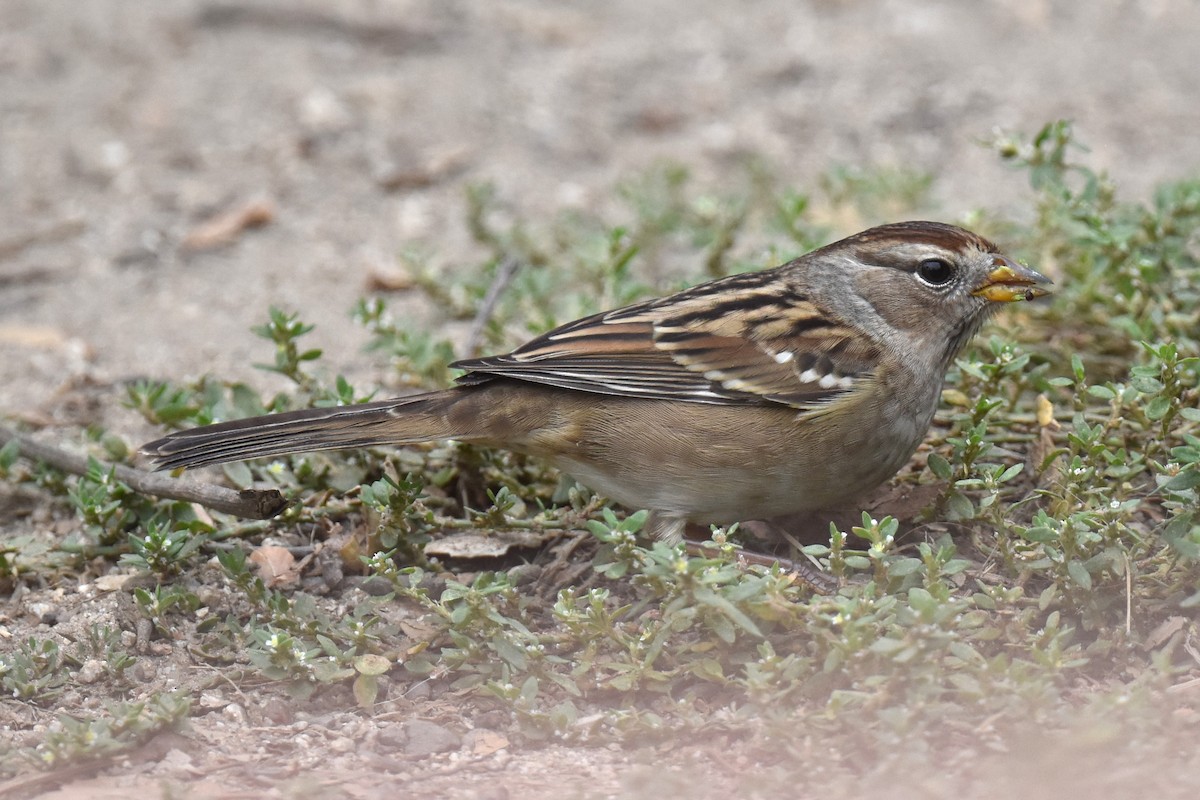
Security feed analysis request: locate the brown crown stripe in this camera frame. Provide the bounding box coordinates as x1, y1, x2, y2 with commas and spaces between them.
840, 220, 997, 253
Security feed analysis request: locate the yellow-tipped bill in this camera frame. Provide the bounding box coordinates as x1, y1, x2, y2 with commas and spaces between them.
972, 257, 1053, 302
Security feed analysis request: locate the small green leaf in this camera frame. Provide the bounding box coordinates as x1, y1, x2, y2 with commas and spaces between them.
947, 492, 975, 520
973, 592, 996, 610
691, 658, 726, 681
353, 674, 379, 708
908, 587, 937, 616
1020, 526, 1058, 543
1164, 468, 1200, 492
886, 558, 924, 577
1130, 375, 1164, 394
869, 637, 907, 655
998, 463, 1025, 482
354, 654, 391, 677
1145, 395, 1172, 421
928, 453, 953, 480
1067, 560, 1093, 590
692, 587, 763, 638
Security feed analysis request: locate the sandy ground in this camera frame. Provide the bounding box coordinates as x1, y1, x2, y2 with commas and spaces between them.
2, 1, 1200, 797
4, 0, 1200, 419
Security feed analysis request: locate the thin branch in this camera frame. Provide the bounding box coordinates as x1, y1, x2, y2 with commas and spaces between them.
463, 255, 520, 357
0, 217, 85, 259
0, 425, 287, 519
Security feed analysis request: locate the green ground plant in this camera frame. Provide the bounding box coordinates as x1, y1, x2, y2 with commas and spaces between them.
2, 121, 1198, 782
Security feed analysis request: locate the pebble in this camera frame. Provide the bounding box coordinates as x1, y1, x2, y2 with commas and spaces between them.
75, 659, 106, 684
400, 719, 462, 757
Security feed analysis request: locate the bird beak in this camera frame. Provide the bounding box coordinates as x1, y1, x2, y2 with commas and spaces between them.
972, 256, 1053, 302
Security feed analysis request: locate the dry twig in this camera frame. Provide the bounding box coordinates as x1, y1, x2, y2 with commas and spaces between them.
0, 425, 287, 519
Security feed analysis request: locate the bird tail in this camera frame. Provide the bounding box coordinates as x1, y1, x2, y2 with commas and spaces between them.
141, 390, 466, 471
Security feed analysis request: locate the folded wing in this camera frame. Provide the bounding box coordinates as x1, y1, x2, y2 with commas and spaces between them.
453, 271, 880, 409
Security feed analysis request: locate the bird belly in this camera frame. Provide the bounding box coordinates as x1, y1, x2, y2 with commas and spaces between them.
508, 388, 935, 525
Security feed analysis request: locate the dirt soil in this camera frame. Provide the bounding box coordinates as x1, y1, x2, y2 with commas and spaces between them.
2, 1, 1200, 798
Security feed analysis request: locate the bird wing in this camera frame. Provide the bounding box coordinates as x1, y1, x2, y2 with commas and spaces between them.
452, 272, 880, 408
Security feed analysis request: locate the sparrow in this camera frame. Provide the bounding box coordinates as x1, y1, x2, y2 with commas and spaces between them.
142, 221, 1051, 542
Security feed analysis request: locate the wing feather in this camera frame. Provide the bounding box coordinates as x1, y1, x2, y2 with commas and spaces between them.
452, 272, 880, 408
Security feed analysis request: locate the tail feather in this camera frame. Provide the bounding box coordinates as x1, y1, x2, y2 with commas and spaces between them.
141, 390, 462, 471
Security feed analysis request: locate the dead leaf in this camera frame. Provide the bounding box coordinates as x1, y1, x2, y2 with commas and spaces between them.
190, 503, 216, 527
1032, 426, 1062, 488
182, 198, 275, 251
94, 573, 136, 592
375, 145, 470, 191
0, 324, 71, 349
1144, 616, 1190, 651
398, 618, 442, 642
1037, 393, 1059, 429
465, 728, 510, 756
424, 529, 552, 559
865, 482, 944, 523
249, 545, 299, 588
364, 264, 415, 292
334, 522, 373, 573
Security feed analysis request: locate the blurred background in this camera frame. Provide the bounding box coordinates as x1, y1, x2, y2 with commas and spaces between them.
2, 0, 1198, 416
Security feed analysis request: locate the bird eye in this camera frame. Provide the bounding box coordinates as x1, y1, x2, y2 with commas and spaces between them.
915, 258, 954, 287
